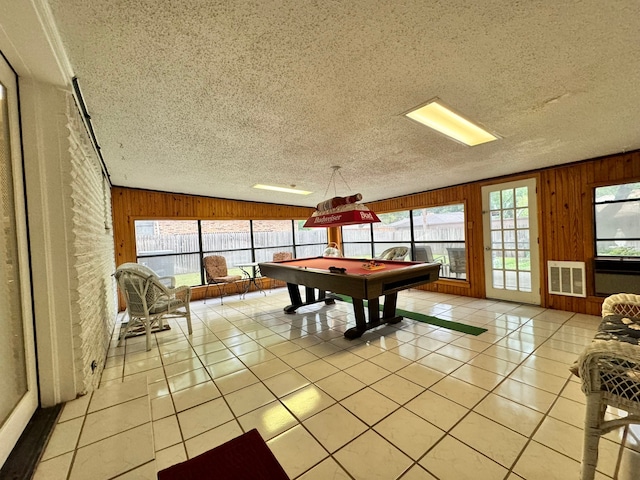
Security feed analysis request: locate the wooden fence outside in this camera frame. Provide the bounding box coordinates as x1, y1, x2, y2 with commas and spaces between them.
137, 226, 465, 276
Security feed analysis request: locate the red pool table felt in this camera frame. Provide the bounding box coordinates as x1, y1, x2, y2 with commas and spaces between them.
281, 256, 413, 276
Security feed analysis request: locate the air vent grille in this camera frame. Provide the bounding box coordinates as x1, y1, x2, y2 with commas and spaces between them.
548, 261, 586, 297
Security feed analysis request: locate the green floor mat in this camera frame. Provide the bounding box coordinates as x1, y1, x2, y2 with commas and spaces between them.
334, 294, 487, 336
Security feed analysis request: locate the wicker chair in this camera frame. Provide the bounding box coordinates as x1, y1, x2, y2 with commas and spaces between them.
577, 293, 640, 480
122, 261, 175, 288
377, 246, 409, 261
114, 263, 192, 351
323, 242, 342, 257
203, 255, 242, 304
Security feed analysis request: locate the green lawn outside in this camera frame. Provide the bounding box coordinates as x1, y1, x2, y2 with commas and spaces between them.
173, 268, 247, 287
495, 257, 531, 270
173, 272, 203, 287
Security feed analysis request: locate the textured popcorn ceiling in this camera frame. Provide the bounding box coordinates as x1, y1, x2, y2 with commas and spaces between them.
47, 0, 640, 207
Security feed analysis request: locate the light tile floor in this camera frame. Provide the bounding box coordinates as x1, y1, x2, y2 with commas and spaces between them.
34, 288, 640, 479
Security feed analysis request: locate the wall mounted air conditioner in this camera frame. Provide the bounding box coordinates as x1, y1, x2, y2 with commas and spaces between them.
548, 261, 586, 297
594, 257, 640, 296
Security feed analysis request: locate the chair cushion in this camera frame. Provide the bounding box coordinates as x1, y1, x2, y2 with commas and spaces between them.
149, 298, 187, 314
213, 275, 242, 283
594, 314, 640, 345
203, 256, 231, 281
569, 314, 640, 377
273, 252, 293, 262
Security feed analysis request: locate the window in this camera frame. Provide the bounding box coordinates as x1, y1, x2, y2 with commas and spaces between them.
202, 220, 251, 251
342, 211, 415, 259
412, 204, 466, 279
133, 206, 469, 288
594, 182, 640, 257
342, 223, 373, 258
135, 220, 200, 287
294, 221, 327, 257
253, 220, 294, 263
340, 204, 467, 280
134, 218, 327, 287
201, 220, 253, 278
372, 211, 411, 257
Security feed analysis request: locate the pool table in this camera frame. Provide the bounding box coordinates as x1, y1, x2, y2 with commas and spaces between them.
258, 256, 441, 339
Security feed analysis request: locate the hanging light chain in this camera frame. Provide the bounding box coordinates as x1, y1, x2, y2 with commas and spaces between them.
322, 166, 352, 199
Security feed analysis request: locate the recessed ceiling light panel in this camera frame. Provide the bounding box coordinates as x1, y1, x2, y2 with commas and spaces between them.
253, 184, 312, 195
404, 98, 499, 146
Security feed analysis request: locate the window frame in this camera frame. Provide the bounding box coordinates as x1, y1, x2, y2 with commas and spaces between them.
341, 203, 467, 280
593, 181, 640, 260
134, 219, 327, 286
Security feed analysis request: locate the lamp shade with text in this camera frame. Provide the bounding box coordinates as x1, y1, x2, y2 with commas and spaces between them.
303, 195, 381, 228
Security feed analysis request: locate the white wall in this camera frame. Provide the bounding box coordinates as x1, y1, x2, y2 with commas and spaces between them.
67, 87, 117, 394
21, 80, 78, 405
21, 79, 117, 405
1, 2, 117, 406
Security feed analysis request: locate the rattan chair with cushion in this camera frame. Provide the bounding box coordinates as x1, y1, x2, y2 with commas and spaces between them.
576, 293, 640, 480
114, 263, 192, 351
203, 255, 242, 304
122, 261, 176, 288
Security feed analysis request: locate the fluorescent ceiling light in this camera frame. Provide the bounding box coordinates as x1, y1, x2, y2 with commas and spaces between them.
405, 99, 499, 146
253, 184, 312, 195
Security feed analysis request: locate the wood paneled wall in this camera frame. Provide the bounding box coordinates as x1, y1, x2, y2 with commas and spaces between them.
112, 150, 639, 315
367, 150, 640, 315
112, 188, 315, 302
539, 151, 640, 314
112, 187, 315, 266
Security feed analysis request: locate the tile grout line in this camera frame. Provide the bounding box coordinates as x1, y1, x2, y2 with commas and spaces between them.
48, 291, 610, 479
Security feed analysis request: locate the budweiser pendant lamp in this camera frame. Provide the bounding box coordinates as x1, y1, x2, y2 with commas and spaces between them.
303, 166, 381, 228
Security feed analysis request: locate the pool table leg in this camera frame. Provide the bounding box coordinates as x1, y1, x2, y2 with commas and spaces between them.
317, 289, 336, 306
344, 293, 403, 339
367, 298, 382, 329
283, 283, 336, 314
382, 293, 402, 324
284, 283, 303, 313
345, 298, 368, 339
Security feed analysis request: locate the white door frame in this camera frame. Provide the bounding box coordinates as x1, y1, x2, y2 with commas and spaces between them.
0, 54, 38, 466
482, 178, 541, 305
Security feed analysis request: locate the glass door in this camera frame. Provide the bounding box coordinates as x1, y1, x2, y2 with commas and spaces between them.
482, 178, 540, 304
0, 55, 38, 466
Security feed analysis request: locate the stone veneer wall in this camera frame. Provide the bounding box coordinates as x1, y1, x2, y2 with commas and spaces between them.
65, 94, 116, 394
